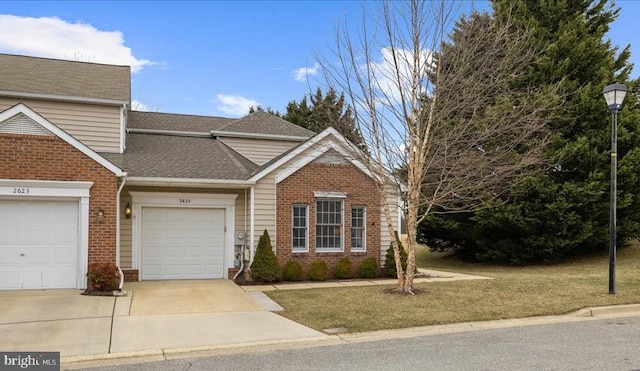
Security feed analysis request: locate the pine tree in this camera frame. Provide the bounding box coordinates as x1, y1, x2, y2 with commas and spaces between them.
283, 87, 364, 147
420, 0, 640, 263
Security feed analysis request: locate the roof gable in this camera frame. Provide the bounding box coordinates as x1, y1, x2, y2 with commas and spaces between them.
250, 127, 373, 183
0, 103, 125, 176
0, 112, 53, 136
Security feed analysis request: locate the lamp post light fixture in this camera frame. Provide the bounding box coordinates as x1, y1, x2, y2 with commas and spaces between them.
602, 83, 627, 295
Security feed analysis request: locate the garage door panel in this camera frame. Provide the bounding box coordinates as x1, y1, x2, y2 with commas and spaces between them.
0, 200, 78, 290
0, 271, 20, 290
0, 225, 19, 242
141, 207, 225, 280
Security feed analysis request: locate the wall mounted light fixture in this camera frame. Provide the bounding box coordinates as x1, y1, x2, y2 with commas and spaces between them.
124, 203, 132, 219
96, 208, 105, 223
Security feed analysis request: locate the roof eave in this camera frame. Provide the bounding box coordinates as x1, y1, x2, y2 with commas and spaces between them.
125, 177, 255, 189
0, 90, 129, 107
211, 130, 309, 142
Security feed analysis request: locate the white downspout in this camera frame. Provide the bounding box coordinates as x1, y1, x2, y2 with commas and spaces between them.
116, 174, 127, 290
232, 188, 250, 280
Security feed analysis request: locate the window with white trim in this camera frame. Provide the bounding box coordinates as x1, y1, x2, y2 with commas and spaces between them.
292, 204, 308, 252
315, 200, 343, 251
351, 206, 366, 251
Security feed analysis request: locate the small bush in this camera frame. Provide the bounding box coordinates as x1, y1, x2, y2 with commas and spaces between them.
334, 257, 354, 279
383, 234, 408, 277
308, 259, 328, 281
358, 257, 378, 278
250, 229, 281, 282
282, 260, 303, 281
86, 262, 120, 292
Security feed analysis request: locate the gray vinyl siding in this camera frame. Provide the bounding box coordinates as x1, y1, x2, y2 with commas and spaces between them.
220, 137, 300, 165
380, 183, 401, 264
0, 97, 122, 153
253, 174, 277, 248
119, 193, 133, 268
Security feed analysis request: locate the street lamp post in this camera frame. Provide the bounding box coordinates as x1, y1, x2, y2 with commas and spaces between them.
602, 83, 627, 295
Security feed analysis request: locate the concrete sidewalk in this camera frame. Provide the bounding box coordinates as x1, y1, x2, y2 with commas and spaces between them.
241, 268, 492, 292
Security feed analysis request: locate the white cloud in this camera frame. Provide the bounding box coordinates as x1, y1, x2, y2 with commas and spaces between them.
293, 62, 320, 82
369, 47, 434, 103
215, 94, 260, 117
0, 15, 153, 73
131, 100, 149, 111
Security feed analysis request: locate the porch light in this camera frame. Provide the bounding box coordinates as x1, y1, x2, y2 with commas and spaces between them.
96, 208, 105, 223
124, 203, 132, 219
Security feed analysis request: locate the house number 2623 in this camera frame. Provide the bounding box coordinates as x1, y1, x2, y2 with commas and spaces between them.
179, 199, 191, 204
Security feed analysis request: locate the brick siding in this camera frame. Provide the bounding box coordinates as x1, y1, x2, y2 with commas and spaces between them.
0, 133, 119, 266
276, 161, 381, 279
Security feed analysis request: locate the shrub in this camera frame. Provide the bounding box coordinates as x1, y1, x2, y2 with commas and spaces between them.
86, 262, 120, 292
282, 260, 303, 281
308, 259, 328, 281
358, 257, 378, 279
383, 234, 408, 277
334, 257, 354, 279
250, 229, 281, 282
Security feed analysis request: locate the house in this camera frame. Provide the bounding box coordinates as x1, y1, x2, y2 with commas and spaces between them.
0, 54, 400, 290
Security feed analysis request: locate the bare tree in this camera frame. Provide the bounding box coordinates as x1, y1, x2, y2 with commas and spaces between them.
318, 0, 561, 293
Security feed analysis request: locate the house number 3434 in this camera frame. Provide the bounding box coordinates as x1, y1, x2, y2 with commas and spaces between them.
179, 199, 191, 204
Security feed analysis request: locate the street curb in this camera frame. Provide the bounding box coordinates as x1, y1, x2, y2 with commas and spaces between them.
61, 336, 344, 369
573, 303, 640, 317
62, 304, 640, 369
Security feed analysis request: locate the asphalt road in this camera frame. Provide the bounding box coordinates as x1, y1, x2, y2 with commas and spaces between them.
72, 316, 640, 371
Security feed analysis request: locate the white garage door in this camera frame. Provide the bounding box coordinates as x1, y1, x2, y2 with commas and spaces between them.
141, 207, 225, 280
0, 200, 79, 290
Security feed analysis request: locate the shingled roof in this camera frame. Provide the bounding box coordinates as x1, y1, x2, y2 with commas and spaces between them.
128, 111, 234, 132
0, 54, 130, 103
102, 133, 258, 180
115, 110, 313, 180
218, 110, 315, 138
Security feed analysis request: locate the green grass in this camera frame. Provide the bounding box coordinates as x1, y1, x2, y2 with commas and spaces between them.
265, 242, 640, 333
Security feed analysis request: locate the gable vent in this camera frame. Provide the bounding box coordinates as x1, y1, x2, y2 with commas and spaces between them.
0, 113, 53, 136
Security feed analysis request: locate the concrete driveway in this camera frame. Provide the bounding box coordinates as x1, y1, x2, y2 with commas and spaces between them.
0, 280, 326, 362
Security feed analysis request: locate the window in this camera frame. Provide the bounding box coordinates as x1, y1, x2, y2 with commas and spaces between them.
316, 200, 343, 251
292, 205, 308, 252
351, 206, 366, 251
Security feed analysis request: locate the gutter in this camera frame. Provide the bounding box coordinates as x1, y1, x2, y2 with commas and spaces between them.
211, 130, 309, 142
125, 177, 255, 188
0, 89, 129, 106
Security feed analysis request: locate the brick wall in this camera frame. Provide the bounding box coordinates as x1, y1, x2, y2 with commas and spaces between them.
276, 161, 381, 279
0, 133, 119, 265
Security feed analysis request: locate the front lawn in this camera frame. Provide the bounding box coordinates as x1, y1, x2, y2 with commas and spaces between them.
265, 242, 640, 333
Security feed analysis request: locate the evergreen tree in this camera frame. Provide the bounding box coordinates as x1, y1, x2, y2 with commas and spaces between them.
420, 0, 640, 263
283, 87, 364, 147
250, 229, 281, 282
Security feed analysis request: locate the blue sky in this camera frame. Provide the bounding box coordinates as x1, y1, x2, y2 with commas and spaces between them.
1, 1, 638, 118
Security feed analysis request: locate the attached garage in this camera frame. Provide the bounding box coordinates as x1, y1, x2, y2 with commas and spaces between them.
0, 200, 79, 289
130, 192, 237, 281
0, 180, 92, 291
141, 207, 225, 280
